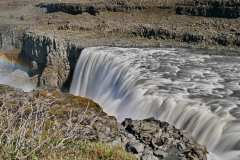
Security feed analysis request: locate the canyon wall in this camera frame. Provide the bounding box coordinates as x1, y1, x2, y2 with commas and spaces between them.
21, 31, 82, 89
0, 25, 23, 51
176, 0, 240, 18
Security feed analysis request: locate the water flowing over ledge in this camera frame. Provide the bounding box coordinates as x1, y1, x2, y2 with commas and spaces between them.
70, 47, 240, 160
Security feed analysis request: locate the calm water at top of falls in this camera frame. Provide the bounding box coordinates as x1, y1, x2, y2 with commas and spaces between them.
70, 47, 240, 160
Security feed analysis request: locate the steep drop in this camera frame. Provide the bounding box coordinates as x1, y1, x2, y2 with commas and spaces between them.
70, 47, 240, 160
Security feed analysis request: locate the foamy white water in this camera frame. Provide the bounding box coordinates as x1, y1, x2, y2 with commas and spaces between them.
70, 47, 240, 160
0, 59, 35, 92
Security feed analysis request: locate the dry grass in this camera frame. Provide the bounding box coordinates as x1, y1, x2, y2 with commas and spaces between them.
0, 88, 135, 160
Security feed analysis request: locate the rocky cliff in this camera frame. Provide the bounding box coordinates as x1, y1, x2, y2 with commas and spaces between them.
37, 0, 175, 16
0, 25, 23, 51
21, 31, 82, 89
20, 30, 240, 93
176, 0, 240, 18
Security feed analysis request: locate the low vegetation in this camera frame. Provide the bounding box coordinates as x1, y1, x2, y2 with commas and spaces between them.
0, 86, 135, 160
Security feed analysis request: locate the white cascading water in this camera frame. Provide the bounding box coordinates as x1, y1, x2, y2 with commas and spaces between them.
70, 47, 240, 160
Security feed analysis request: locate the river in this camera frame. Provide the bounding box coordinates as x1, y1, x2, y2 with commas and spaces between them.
70, 47, 240, 160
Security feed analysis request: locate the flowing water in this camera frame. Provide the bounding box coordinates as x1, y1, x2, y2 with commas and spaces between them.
70, 47, 240, 160
0, 52, 35, 92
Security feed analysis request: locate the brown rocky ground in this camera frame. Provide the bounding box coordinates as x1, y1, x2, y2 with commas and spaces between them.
0, 0, 240, 51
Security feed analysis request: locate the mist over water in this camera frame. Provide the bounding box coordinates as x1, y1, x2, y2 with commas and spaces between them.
0, 57, 35, 92
70, 47, 240, 160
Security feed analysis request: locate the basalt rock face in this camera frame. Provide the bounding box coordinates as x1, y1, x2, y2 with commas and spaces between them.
38, 3, 100, 16
132, 24, 205, 44
121, 118, 207, 160
37, 1, 170, 16
37, 2, 145, 16
176, 0, 240, 18
0, 25, 23, 51
133, 24, 240, 47
21, 32, 82, 89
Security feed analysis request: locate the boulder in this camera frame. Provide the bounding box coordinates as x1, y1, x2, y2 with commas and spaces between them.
121, 118, 207, 160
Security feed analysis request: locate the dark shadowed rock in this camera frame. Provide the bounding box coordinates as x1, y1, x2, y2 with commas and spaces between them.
126, 141, 145, 154
38, 3, 100, 16
235, 36, 240, 46
183, 32, 204, 43
176, 0, 240, 18
213, 33, 230, 46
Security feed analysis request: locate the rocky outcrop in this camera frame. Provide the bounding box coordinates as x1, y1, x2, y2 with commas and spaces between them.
0, 25, 23, 51
21, 32, 82, 89
0, 84, 207, 160
37, 1, 173, 16
176, 0, 240, 18
132, 25, 176, 40
38, 3, 100, 16
132, 24, 240, 47
183, 32, 204, 43
121, 118, 207, 160
132, 24, 205, 43
37, 2, 147, 16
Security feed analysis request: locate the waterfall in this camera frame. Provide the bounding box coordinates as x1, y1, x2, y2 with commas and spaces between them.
70, 47, 240, 160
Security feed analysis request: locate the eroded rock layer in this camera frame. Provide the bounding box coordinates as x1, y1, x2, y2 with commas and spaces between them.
176, 0, 240, 18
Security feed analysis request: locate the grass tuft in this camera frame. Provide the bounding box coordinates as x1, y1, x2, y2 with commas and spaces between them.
0, 87, 135, 160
